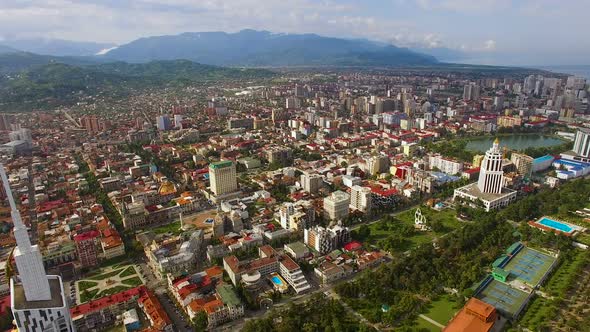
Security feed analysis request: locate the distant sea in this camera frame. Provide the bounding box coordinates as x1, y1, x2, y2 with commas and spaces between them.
536, 65, 590, 79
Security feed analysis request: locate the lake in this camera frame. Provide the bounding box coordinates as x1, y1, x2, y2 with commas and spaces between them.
465, 135, 565, 153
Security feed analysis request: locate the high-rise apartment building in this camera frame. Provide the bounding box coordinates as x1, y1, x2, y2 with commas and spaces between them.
300, 172, 323, 194
573, 128, 590, 158
74, 230, 100, 268
209, 160, 238, 196
304, 225, 351, 255
323, 190, 350, 221
156, 115, 172, 131
510, 153, 534, 177
349, 185, 372, 213
2, 165, 75, 332
81, 116, 103, 133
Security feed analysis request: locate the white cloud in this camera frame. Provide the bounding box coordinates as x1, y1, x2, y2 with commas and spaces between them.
484, 39, 496, 50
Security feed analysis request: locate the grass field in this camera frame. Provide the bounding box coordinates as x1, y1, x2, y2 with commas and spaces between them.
367, 207, 462, 251
414, 317, 441, 332
76, 264, 144, 303
78, 280, 98, 292
151, 220, 183, 235
421, 295, 460, 326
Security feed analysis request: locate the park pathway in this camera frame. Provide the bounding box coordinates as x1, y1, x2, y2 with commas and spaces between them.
419, 314, 444, 328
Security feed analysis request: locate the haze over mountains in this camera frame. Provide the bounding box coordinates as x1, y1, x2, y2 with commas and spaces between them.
0, 30, 444, 68
99, 29, 438, 66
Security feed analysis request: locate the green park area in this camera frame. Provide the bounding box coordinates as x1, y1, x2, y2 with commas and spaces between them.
151, 220, 183, 235
76, 264, 144, 303
356, 206, 462, 253
412, 295, 462, 331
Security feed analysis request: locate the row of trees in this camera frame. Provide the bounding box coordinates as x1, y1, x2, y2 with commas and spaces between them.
241, 294, 375, 332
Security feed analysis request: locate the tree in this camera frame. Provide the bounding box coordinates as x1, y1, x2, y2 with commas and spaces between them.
192, 310, 208, 332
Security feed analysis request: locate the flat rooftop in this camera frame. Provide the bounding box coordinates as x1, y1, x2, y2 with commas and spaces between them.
455, 182, 516, 202
13, 276, 64, 310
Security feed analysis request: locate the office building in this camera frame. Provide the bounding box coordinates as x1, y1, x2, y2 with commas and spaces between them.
3, 165, 75, 332
209, 160, 238, 196
323, 190, 350, 221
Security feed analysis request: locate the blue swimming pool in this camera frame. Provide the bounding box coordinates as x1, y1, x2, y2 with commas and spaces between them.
271, 276, 283, 285
537, 217, 574, 233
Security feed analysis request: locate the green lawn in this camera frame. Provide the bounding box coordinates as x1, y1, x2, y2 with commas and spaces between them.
421, 295, 460, 326
366, 207, 462, 251
96, 285, 132, 298
78, 280, 98, 292
151, 221, 183, 235
121, 276, 143, 287
414, 316, 441, 332
119, 266, 137, 278
87, 268, 124, 281
80, 289, 99, 303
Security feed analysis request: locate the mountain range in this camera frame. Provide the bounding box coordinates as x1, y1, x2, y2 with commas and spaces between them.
99, 29, 438, 66
0, 30, 447, 69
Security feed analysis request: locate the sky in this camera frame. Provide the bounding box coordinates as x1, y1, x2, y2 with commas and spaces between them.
0, 0, 588, 65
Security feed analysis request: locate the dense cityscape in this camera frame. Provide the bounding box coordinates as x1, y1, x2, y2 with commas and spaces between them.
1, 2, 590, 332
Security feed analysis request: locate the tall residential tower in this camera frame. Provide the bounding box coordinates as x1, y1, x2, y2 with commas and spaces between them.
3, 165, 75, 332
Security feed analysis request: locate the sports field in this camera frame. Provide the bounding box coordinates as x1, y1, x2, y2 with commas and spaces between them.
503, 247, 556, 286
476, 279, 529, 318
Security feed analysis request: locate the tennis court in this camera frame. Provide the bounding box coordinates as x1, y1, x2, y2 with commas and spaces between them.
503, 247, 556, 286
476, 279, 529, 318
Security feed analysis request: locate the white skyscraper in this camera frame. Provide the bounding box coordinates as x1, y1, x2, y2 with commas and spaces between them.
573, 128, 590, 158
477, 138, 504, 194
3, 165, 75, 332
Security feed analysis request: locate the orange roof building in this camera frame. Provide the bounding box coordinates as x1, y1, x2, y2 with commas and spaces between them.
443, 298, 497, 332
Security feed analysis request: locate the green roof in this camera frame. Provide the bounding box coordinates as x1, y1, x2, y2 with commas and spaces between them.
210, 160, 233, 169
492, 267, 510, 281
216, 284, 241, 307
506, 242, 522, 255
492, 255, 508, 268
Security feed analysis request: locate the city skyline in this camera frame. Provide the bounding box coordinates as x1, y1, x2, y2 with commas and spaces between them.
0, 0, 589, 65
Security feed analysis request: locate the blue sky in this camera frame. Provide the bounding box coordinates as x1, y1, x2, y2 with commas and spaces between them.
0, 0, 587, 65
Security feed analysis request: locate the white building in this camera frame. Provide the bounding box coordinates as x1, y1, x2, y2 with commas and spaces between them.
429, 154, 463, 175
349, 185, 372, 213
573, 128, 590, 159
300, 172, 323, 194
3, 164, 75, 332
453, 139, 517, 212
209, 160, 238, 197
323, 191, 350, 221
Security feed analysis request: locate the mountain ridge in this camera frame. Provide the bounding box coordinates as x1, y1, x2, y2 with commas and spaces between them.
100, 29, 437, 67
